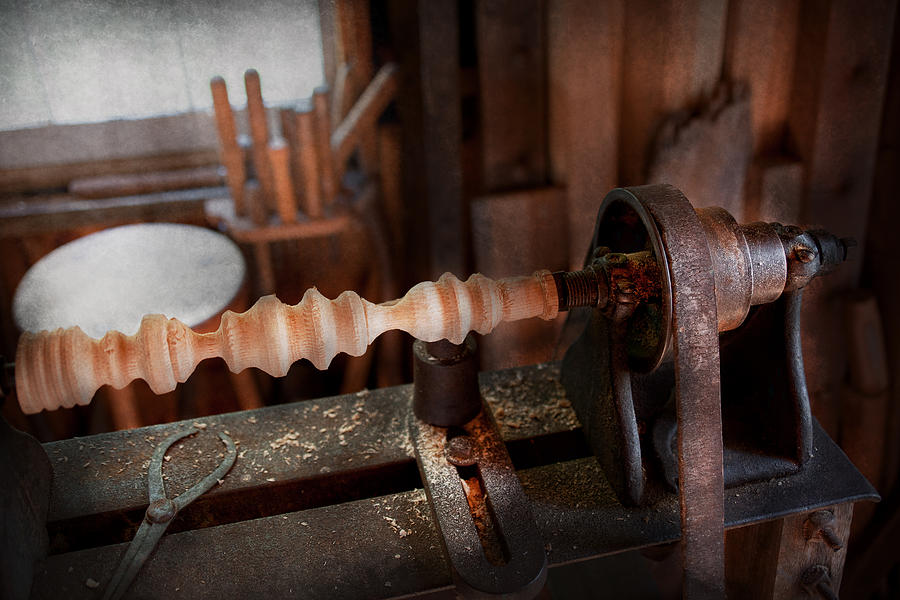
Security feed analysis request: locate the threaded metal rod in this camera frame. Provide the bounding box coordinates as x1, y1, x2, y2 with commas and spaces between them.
552, 268, 609, 311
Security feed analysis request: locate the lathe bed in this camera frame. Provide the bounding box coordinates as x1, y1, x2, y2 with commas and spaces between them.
31, 362, 875, 599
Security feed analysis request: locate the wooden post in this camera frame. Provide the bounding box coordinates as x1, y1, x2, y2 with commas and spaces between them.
417, 1, 466, 278
244, 182, 276, 294
336, 0, 377, 172
377, 123, 404, 260
841, 293, 890, 538
318, 0, 337, 92
331, 64, 399, 182
726, 504, 853, 599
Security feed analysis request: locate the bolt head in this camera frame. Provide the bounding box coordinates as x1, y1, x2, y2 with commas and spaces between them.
795, 247, 817, 263
446, 436, 477, 467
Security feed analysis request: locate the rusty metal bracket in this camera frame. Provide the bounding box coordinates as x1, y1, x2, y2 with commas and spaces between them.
410, 404, 547, 599
643, 186, 725, 599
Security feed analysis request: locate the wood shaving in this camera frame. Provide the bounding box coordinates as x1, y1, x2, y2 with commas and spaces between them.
270, 430, 300, 450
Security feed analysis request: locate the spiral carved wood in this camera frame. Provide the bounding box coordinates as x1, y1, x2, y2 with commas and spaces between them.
16, 271, 558, 414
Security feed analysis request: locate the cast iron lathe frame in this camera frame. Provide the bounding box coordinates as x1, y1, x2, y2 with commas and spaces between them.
29, 360, 874, 599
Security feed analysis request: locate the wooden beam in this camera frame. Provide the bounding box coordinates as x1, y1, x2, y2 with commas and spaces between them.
0, 188, 222, 238
0, 150, 219, 196
318, 0, 338, 91
336, 0, 376, 171
330, 63, 399, 175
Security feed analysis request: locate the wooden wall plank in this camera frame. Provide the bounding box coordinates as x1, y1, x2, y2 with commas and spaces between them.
476, 0, 546, 191
862, 1, 900, 505
417, 0, 466, 278
744, 157, 804, 223
620, 0, 728, 185
547, 0, 624, 270
725, 0, 801, 156
471, 187, 568, 369
787, 0, 897, 437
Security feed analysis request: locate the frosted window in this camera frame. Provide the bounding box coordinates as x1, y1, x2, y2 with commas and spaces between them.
0, 0, 324, 130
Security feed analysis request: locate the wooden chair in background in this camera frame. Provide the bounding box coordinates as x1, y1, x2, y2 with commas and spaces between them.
11, 223, 262, 431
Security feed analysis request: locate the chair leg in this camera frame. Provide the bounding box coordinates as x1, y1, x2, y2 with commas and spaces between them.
106, 385, 141, 430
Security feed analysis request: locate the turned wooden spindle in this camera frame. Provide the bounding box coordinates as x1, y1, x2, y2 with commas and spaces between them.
16, 271, 558, 414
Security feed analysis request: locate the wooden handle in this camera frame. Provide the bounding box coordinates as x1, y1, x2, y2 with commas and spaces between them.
267, 137, 298, 224
294, 106, 323, 218
16, 271, 558, 414
210, 76, 247, 215
313, 86, 337, 204
244, 69, 275, 209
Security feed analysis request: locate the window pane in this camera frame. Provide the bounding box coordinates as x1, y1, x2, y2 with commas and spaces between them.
0, 0, 324, 130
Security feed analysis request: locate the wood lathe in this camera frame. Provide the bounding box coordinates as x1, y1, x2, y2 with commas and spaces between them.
2, 185, 877, 599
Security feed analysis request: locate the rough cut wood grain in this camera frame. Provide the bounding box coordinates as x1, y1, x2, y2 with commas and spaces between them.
16, 271, 558, 414
646, 83, 753, 220
725, 504, 853, 599
744, 156, 804, 223
841, 293, 890, 539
